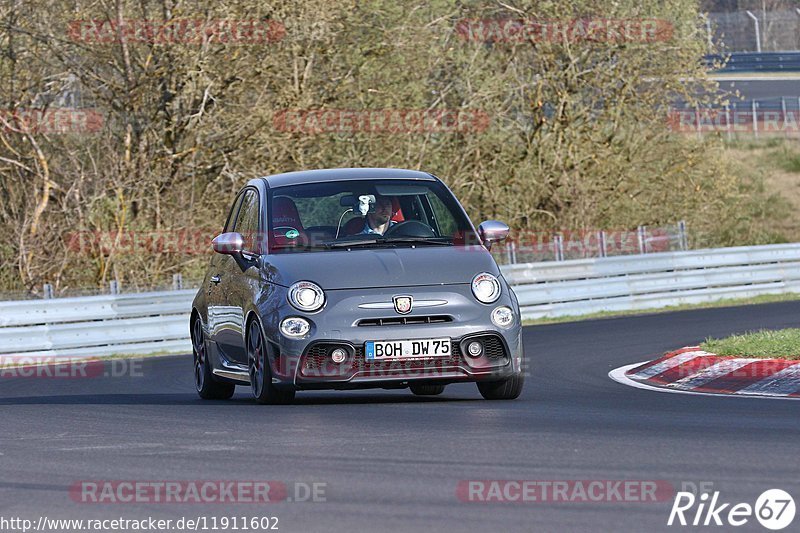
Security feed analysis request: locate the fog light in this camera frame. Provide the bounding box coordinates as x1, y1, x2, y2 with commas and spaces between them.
491, 306, 514, 328
467, 341, 483, 357
280, 317, 310, 338
330, 348, 347, 364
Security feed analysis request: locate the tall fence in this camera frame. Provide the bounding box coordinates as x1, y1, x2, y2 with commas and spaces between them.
491, 222, 687, 265
670, 97, 800, 139
708, 9, 800, 53
3, 242, 800, 359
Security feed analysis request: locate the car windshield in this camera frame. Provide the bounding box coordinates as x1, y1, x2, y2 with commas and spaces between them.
267, 179, 479, 253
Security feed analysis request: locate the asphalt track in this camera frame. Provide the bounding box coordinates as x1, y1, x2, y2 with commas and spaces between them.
2, 301, 800, 533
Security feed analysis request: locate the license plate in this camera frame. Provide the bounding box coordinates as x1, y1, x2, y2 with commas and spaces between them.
365, 338, 451, 360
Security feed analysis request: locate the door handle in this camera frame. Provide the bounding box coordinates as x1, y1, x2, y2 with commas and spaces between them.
210, 275, 221, 284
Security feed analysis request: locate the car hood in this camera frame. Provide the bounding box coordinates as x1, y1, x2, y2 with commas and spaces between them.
263, 246, 500, 289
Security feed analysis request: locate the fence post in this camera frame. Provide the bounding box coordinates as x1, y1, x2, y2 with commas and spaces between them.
752, 100, 758, 139
637, 225, 647, 254
598, 231, 607, 258
109, 280, 119, 295
678, 220, 688, 251
43, 283, 53, 299
695, 105, 701, 139
725, 104, 732, 141
781, 97, 787, 133
554, 234, 564, 261
746, 11, 761, 53
172, 273, 183, 291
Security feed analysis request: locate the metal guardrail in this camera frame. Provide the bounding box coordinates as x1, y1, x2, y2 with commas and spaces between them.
2, 243, 800, 357
0, 290, 195, 358
509, 243, 800, 319
707, 52, 800, 72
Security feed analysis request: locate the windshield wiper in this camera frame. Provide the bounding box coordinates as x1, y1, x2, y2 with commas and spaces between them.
325, 237, 453, 249
326, 238, 382, 248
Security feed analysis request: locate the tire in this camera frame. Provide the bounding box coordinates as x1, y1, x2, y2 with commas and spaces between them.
192, 316, 236, 400
409, 383, 446, 396
477, 372, 524, 400
247, 320, 295, 405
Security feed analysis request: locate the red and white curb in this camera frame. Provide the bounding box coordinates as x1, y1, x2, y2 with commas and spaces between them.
609, 347, 800, 400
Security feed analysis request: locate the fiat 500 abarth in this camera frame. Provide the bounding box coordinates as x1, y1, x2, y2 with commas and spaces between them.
191, 168, 524, 404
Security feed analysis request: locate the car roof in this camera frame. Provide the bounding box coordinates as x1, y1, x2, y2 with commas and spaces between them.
260, 168, 437, 188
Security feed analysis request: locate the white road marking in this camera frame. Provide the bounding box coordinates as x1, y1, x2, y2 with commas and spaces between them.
609, 363, 800, 401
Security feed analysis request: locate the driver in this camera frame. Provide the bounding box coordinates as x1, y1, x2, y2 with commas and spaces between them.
359, 195, 396, 235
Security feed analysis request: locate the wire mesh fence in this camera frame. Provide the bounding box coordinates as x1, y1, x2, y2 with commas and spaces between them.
490, 222, 688, 265
670, 97, 800, 139
709, 9, 800, 53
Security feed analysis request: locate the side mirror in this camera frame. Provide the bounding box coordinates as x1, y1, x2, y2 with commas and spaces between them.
212, 232, 245, 255
478, 220, 509, 250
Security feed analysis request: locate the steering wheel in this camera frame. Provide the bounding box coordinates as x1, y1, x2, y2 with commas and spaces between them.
383, 220, 436, 238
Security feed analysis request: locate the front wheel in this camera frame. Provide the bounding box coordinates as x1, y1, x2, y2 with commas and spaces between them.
477, 373, 524, 400
247, 321, 295, 405
192, 317, 235, 400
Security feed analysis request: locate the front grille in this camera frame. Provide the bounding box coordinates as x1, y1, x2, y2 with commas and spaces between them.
357, 315, 453, 327
303, 343, 335, 370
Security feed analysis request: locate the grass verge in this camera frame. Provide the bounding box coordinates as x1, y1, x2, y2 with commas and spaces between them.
522, 292, 800, 326
701, 329, 800, 360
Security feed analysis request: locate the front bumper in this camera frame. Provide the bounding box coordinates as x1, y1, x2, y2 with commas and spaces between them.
262, 284, 523, 389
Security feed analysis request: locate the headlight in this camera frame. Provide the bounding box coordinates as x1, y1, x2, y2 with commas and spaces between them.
280, 317, 311, 337
288, 281, 325, 312
491, 306, 515, 328
472, 272, 501, 304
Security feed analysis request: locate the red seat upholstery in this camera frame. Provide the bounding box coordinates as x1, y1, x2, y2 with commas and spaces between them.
271, 196, 307, 247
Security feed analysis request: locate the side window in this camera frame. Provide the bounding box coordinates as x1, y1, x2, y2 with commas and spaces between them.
426, 193, 458, 237
232, 189, 260, 252
224, 194, 245, 233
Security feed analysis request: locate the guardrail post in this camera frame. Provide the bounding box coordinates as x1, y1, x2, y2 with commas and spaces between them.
109, 280, 119, 295
554, 234, 564, 261
43, 283, 53, 299
678, 220, 688, 251
172, 273, 183, 290
509, 241, 517, 264
598, 231, 607, 258
637, 225, 647, 254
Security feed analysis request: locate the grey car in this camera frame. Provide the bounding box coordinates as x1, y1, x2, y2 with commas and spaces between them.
190, 168, 524, 404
